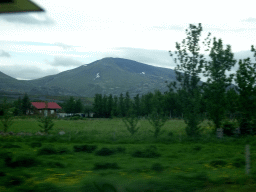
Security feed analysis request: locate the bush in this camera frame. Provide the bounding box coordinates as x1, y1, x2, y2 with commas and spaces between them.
222, 120, 236, 136
4, 154, 39, 168
151, 163, 164, 172
46, 161, 66, 168
37, 146, 58, 155
73, 145, 97, 153
93, 162, 119, 170
3, 143, 21, 148
37, 114, 54, 134
11, 154, 39, 168
131, 146, 161, 158
232, 157, 245, 168
148, 110, 168, 138
95, 147, 115, 156
36, 182, 62, 192
115, 146, 126, 153
57, 147, 70, 154
4, 175, 24, 187
210, 159, 227, 168
122, 109, 140, 136
30, 141, 42, 148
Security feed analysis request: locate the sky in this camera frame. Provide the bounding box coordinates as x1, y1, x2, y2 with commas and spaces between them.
0, 0, 256, 80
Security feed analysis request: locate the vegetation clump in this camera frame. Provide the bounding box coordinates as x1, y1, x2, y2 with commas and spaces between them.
93, 162, 120, 170
4, 154, 39, 168
95, 147, 115, 156
131, 146, 161, 158
210, 159, 227, 168
73, 144, 97, 153
151, 163, 164, 172
30, 141, 42, 148
37, 146, 58, 155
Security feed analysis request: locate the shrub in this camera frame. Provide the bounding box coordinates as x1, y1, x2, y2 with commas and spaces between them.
46, 161, 66, 168
193, 145, 202, 151
37, 146, 58, 155
115, 146, 126, 153
4, 175, 24, 187
10, 154, 39, 168
148, 110, 168, 138
57, 147, 70, 154
0, 171, 6, 177
210, 159, 227, 168
122, 109, 140, 136
73, 145, 97, 153
36, 182, 62, 192
95, 147, 115, 156
93, 162, 119, 170
37, 113, 54, 134
151, 163, 164, 172
3, 143, 21, 148
131, 146, 161, 158
222, 120, 236, 136
0, 98, 14, 133
30, 141, 42, 148
232, 157, 245, 168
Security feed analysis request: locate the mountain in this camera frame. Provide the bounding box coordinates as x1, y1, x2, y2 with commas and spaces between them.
0, 57, 177, 97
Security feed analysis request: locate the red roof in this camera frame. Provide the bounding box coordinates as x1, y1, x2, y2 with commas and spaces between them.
31, 102, 62, 109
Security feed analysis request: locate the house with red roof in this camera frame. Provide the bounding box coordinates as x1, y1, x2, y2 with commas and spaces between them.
31, 102, 62, 116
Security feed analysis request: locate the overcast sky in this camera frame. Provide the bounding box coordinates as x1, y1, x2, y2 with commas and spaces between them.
0, 0, 256, 80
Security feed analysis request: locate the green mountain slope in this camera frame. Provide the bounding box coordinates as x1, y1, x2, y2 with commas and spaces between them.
1, 57, 177, 97
29, 57, 177, 97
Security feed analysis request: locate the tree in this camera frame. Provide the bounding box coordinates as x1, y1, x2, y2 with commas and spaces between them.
21, 93, 31, 115
93, 94, 103, 117
124, 92, 131, 114
106, 94, 113, 118
118, 93, 125, 117
235, 57, 256, 134
169, 23, 211, 137
0, 98, 14, 132
111, 95, 119, 117
203, 38, 236, 130
122, 108, 140, 136
148, 110, 168, 139
133, 94, 141, 117
225, 88, 239, 120
74, 98, 83, 113
37, 102, 54, 134
13, 96, 22, 116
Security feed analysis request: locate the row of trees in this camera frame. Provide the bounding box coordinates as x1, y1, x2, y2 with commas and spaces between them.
169, 23, 256, 136
93, 23, 256, 137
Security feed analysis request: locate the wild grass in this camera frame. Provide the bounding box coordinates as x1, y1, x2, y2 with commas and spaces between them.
0, 118, 256, 191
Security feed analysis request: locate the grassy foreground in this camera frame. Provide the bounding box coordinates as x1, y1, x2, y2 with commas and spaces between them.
1, 118, 256, 192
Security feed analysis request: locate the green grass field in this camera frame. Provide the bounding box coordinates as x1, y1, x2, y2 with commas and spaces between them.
1, 118, 256, 192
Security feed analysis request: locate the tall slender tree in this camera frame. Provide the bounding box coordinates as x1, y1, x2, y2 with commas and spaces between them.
203, 38, 236, 130
235, 57, 256, 134
21, 93, 31, 115
169, 23, 211, 137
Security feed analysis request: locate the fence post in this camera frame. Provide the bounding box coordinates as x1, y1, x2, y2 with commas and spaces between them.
245, 144, 250, 175
216, 128, 223, 139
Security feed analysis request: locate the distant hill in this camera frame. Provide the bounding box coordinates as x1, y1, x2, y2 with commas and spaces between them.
0, 57, 178, 97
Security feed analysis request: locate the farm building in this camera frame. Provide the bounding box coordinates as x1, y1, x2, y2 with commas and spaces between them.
30, 102, 62, 116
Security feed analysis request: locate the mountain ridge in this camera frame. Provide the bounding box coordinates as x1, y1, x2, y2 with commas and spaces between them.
0, 57, 177, 97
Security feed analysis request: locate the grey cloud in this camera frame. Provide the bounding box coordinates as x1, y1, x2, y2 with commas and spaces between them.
0, 65, 59, 80
47, 56, 84, 67
242, 17, 256, 22
151, 24, 184, 31
0, 50, 11, 57
1, 13, 54, 25
109, 47, 175, 69
54, 42, 73, 50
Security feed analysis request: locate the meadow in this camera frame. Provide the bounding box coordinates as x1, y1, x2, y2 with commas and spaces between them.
1, 118, 256, 192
